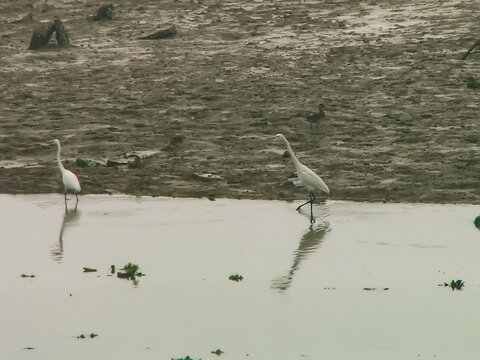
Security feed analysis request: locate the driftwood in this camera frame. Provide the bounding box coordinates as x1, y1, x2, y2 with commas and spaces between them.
138, 26, 176, 40
27, 16, 70, 50
93, 4, 114, 21
462, 39, 480, 60
9, 12, 33, 24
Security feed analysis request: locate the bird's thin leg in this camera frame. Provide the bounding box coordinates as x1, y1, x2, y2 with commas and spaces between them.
296, 197, 312, 211
310, 192, 316, 223
74, 194, 79, 211
297, 192, 315, 212
64, 192, 69, 214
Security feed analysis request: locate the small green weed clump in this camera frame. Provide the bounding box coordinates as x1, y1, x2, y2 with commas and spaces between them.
229, 273, 243, 282
474, 215, 480, 229
118, 263, 140, 280
117, 262, 145, 281
466, 76, 479, 89
211, 348, 224, 356
442, 279, 464, 291
128, 156, 144, 169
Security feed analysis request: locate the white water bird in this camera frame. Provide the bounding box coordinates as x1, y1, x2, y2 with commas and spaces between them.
273, 133, 329, 223
53, 139, 81, 210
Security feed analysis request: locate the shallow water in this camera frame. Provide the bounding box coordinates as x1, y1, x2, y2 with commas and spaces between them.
2, 195, 480, 359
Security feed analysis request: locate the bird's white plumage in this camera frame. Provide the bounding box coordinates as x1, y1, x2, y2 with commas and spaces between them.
62, 169, 81, 193
274, 133, 329, 195
53, 139, 81, 194
297, 163, 329, 194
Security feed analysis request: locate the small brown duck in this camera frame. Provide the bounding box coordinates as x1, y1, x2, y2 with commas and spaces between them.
306, 103, 325, 128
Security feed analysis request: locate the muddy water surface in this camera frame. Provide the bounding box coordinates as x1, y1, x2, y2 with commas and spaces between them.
2, 195, 480, 359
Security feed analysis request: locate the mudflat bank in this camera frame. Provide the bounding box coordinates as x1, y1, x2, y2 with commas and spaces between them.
1, 0, 479, 203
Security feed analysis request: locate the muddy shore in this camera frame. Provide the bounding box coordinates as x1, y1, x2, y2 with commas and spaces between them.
1, 0, 479, 203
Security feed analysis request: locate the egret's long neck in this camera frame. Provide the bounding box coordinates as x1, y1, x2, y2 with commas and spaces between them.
56, 144, 66, 174
282, 138, 302, 172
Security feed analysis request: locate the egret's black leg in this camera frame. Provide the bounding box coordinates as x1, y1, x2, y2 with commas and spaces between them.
297, 192, 314, 212
64, 192, 69, 213
74, 194, 79, 211
296, 196, 312, 211
310, 192, 316, 223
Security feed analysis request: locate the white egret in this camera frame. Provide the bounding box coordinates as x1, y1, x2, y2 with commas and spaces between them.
53, 139, 81, 210
273, 133, 329, 223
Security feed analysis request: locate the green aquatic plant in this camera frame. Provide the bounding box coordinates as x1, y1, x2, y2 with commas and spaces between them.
21, 274, 35, 278
110, 264, 116, 274
474, 215, 480, 229
466, 76, 480, 89
362, 287, 389, 291
77, 333, 98, 339
83, 267, 97, 272
117, 262, 145, 280
128, 155, 144, 169
172, 356, 200, 360
123, 262, 139, 277
229, 273, 243, 282
211, 348, 224, 356
441, 279, 464, 291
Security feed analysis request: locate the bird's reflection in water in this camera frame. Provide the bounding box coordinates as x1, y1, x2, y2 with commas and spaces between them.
271, 220, 330, 292
51, 209, 81, 262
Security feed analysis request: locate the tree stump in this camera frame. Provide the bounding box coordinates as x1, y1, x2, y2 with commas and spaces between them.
28, 21, 56, 50
138, 25, 177, 40
54, 16, 70, 46
27, 16, 70, 50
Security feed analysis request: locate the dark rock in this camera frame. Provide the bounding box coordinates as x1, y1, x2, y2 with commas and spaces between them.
76, 158, 89, 167
93, 4, 114, 21
163, 134, 184, 151
464, 134, 480, 144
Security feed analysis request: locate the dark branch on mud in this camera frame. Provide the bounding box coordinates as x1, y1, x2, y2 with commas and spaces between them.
462, 39, 480, 60
138, 26, 177, 40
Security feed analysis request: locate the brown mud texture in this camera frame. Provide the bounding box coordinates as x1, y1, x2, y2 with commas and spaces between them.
1, 0, 480, 203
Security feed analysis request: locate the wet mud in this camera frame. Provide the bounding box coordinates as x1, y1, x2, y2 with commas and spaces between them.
1, 0, 479, 203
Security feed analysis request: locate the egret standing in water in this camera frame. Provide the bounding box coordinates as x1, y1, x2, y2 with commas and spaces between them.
273, 134, 329, 223
53, 139, 81, 211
